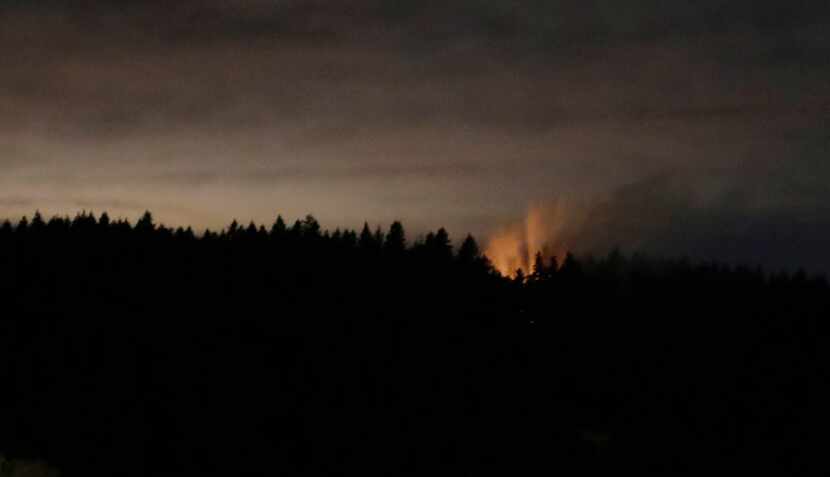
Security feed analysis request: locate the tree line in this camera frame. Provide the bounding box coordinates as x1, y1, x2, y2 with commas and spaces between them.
1, 210, 827, 476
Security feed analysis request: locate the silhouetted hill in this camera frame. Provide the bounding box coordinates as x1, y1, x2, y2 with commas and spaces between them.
1, 211, 827, 475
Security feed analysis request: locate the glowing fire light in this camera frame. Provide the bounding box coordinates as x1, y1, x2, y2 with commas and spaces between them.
484, 203, 568, 278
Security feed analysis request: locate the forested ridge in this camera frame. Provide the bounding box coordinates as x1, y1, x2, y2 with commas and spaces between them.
1, 211, 828, 475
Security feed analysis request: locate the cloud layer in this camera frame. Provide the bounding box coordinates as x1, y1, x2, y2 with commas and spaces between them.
1, 1, 829, 270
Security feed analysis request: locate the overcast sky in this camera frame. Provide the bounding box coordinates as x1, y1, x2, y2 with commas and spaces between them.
2, 1, 829, 271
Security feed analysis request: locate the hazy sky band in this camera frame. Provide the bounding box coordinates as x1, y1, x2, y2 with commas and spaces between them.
2, 1, 829, 270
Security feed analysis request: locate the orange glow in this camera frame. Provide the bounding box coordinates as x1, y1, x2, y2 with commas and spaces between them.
485, 203, 568, 278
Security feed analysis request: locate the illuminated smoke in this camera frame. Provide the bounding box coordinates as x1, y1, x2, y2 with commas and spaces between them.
484, 202, 570, 278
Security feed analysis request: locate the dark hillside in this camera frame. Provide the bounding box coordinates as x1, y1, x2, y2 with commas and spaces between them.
1, 212, 827, 475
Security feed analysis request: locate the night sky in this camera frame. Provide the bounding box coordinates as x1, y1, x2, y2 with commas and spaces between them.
2, 1, 829, 271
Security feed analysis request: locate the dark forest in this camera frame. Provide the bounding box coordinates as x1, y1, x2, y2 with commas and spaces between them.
1, 211, 827, 475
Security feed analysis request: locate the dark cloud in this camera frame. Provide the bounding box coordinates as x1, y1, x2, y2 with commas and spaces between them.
561, 171, 830, 273
5, 1, 829, 47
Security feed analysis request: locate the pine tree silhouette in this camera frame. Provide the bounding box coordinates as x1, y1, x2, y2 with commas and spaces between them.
457, 234, 481, 264
271, 215, 287, 238
383, 221, 406, 255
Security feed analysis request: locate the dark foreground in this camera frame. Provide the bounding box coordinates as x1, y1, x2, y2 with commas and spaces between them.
1, 213, 827, 475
